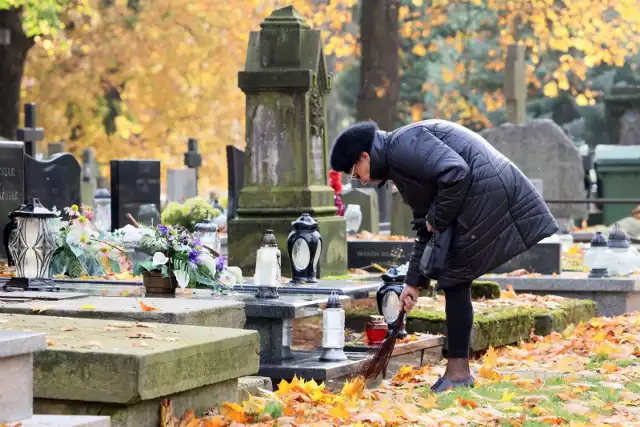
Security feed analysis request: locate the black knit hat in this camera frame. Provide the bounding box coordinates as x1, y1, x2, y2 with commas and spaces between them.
330, 121, 378, 173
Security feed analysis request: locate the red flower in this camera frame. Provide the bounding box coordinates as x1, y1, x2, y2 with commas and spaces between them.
328, 169, 343, 195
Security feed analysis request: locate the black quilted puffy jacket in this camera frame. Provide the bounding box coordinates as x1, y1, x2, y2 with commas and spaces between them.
370, 119, 559, 288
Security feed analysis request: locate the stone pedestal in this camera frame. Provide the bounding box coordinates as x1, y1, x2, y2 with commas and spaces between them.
0, 331, 45, 423
390, 191, 414, 237
229, 6, 347, 277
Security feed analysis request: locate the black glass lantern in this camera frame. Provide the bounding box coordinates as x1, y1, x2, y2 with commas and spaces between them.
376, 266, 407, 338
4, 199, 58, 291
287, 213, 322, 284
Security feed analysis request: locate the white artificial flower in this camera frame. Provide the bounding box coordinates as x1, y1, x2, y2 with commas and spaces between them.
152, 252, 169, 266
66, 227, 95, 248
173, 269, 190, 289
198, 253, 217, 275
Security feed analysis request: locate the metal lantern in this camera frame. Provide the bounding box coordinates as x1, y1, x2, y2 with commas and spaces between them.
4, 199, 58, 291
93, 188, 111, 232
344, 204, 362, 235
584, 231, 614, 278
287, 213, 322, 284
194, 218, 220, 254
607, 224, 639, 276
376, 266, 408, 338
254, 229, 281, 299
319, 291, 347, 362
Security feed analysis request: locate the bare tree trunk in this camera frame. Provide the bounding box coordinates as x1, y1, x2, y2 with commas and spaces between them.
357, 0, 399, 128
355, 0, 399, 224
0, 8, 34, 139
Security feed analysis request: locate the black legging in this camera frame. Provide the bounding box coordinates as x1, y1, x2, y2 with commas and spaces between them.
443, 283, 474, 358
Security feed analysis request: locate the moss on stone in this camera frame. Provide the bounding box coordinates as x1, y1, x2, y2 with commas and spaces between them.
344, 297, 597, 353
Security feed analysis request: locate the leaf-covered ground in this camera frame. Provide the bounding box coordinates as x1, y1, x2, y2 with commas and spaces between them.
162, 312, 640, 426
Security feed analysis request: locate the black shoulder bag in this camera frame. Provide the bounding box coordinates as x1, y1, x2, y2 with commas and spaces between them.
418, 227, 453, 280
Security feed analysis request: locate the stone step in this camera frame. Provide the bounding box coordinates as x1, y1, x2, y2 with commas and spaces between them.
0, 331, 46, 423
0, 314, 259, 427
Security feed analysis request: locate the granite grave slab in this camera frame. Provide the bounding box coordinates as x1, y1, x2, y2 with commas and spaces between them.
480, 119, 587, 221
481, 272, 640, 316
25, 153, 81, 213
492, 242, 562, 274
110, 160, 161, 230
0, 141, 25, 259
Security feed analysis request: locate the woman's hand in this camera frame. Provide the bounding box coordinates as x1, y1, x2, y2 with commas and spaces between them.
427, 222, 433, 232
399, 284, 420, 312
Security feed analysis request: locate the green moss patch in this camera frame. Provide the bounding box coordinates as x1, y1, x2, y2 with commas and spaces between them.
345, 292, 597, 353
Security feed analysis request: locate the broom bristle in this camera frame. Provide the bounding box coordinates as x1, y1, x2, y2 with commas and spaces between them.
358, 309, 407, 380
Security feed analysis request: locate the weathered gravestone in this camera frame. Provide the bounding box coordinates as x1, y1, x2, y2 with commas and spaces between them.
605, 86, 640, 146
0, 142, 25, 259
110, 160, 161, 230
341, 187, 379, 234
24, 153, 81, 213
229, 6, 347, 276
480, 119, 587, 221
81, 148, 98, 205
390, 190, 414, 237
167, 168, 197, 202
226, 145, 245, 220
47, 140, 65, 158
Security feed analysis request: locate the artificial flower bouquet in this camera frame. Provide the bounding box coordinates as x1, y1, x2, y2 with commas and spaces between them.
49, 204, 128, 278
126, 223, 228, 291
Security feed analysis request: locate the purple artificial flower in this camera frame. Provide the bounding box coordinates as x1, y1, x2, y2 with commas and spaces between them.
188, 247, 201, 265
157, 224, 168, 235
216, 255, 226, 272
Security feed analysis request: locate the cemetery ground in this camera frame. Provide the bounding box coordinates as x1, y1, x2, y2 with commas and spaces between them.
163, 310, 640, 426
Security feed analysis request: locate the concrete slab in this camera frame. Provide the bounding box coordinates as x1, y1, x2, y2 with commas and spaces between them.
0, 331, 46, 358
0, 313, 259, 404
0, 296, 245, 329
19, 415, 110, 427
0, 291, 89, 301
0, 332, 46, 423
482, 273, 640, 316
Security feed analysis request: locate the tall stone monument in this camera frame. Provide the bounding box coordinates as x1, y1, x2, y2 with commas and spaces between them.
504, 44, 527, 125
228, 6, 347, 277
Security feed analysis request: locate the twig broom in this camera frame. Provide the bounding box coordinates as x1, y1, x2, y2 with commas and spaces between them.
358, 308, 407, 380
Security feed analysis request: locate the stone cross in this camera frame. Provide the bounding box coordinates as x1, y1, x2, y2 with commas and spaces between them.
230, 6, 347, 277
16, 103, 44, 157
183, 137, 202, 194
504, 44, 527, 124
81, 148, 98, 205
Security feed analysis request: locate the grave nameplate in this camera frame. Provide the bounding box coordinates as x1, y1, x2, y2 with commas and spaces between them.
167, 168, 197, 203
347, 240, 414, 269
110, 160, 161, 230
24, 154, 81, 213
0, 142, 25, 259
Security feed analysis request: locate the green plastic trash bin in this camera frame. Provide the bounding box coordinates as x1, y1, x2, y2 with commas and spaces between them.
594, 144, 640, 225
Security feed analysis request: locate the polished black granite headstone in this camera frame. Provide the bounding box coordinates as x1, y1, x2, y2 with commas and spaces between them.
347, 240, 414, 269
493, 242, 562, 275
0, 141, 25, 259
25, 153, 81, 213
110, 160, 161, 230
